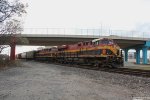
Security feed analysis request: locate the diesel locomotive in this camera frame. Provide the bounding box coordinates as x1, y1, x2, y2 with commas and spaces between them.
17, 38, 124, 68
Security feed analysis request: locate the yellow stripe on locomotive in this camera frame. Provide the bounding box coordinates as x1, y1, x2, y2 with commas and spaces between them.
34, 38, 123, 68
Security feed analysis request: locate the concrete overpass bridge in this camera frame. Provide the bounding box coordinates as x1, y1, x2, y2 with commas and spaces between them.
1, 34, 150, 64
20, 34, 148, 49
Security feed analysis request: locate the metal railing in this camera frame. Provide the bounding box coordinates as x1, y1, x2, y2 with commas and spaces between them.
22, 28, 150, 40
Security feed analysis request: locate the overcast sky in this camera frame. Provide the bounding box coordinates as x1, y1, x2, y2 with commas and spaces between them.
2, 0, 150, 55
23, 0, 150, 31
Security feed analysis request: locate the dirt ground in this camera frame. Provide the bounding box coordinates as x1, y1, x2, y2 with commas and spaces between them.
0, 61, 150, 100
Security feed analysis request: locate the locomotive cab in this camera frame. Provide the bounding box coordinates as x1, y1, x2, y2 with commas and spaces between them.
92, 38, 124, 67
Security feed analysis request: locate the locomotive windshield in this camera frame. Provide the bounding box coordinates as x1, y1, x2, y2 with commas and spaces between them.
98, 39, 114, 45
100, 39, 113, 45
92, 38, 114, 45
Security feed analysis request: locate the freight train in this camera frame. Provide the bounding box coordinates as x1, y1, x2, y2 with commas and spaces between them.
17, 38, 124, 68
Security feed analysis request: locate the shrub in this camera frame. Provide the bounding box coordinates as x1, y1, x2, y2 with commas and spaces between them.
0, 54, 9, 68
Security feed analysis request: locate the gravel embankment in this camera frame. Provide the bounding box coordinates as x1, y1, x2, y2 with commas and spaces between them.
0, 61, 150, 100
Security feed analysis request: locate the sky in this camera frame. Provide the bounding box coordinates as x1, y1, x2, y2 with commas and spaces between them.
2, 0, 150, 55
23, 0, 150, 31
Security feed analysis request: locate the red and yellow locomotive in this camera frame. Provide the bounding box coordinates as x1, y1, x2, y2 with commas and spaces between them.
35, 38, 123, 68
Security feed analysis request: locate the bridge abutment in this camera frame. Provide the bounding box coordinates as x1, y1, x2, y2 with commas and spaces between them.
124, 41, 150, 64
134, 41, 150, 64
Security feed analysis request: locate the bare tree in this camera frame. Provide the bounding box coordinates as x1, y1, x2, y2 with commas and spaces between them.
0, 0, 27, 23
0, 19, 23, 53
0, 0, 27, 54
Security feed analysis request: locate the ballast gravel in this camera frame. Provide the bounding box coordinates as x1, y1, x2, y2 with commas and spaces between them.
0, 61, 150, 100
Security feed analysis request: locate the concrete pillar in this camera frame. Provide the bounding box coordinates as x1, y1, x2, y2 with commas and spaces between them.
142, 47, 148, 64
10, 44, 16, 60
136, 49, 140, 64
124, 49, 129, 62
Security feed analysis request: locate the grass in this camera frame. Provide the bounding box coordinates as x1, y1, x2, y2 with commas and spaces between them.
0, 60, 22, 70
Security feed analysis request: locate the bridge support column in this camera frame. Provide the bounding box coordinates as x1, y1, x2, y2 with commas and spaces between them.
124, 49, 129, 62
136, 49, 140, 64
142, 47, 148, 64
10, 44, 16, 60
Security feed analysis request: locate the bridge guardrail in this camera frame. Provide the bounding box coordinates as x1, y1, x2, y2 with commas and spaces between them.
22, 28, 150, 40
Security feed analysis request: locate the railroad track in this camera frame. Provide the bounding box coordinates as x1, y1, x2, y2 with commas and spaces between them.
38, 61, 150, 78
60, 64, 150, 78
99, 67, 150, 77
